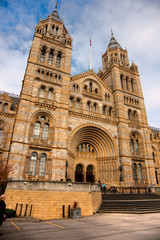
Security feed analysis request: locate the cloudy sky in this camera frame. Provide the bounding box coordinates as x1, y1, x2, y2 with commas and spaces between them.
0, 0, 160, 128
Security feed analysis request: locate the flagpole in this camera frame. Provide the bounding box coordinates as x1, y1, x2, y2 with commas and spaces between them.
89, 38, 92, 70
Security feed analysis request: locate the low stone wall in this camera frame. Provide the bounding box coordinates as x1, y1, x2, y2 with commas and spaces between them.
5, 181, 102, 220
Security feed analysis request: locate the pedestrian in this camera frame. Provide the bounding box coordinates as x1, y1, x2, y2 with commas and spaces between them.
98, 179, 102, 192
66, 175, 71, 182
102, 182, 106, 193
0, 195, 6, 227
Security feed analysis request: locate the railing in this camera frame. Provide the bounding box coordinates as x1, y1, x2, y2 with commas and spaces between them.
102, 186, 160, 194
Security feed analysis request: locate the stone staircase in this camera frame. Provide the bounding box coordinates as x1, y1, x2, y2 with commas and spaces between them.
98, 193, 160, 214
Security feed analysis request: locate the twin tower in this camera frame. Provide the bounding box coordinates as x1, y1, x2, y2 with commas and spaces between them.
5, 5, 159, 187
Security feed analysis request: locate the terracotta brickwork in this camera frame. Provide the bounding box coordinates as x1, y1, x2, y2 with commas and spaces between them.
0, 5, 160, 190
5, 181, 101, 220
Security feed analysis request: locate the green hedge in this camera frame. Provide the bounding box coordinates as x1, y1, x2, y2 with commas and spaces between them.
5, 208, 16, 218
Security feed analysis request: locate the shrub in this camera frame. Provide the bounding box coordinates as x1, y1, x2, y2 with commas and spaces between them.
5, 208, 16, 218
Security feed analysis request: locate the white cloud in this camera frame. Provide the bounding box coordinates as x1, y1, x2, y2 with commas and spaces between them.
0, 0, 160, 128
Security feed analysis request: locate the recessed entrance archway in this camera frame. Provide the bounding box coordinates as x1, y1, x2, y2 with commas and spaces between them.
68, 124, 119, 184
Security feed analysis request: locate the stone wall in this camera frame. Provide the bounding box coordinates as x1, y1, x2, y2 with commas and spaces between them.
5, 181, 101, 220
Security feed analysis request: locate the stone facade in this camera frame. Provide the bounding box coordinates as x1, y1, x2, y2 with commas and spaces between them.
1, 5, 160, 188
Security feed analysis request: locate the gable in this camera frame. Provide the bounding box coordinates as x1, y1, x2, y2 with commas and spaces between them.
0, 92, 13, 103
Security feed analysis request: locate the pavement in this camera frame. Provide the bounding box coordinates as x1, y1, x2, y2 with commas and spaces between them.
1, 213, 160, 240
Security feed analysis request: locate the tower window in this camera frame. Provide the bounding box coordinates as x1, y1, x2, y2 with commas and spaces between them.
40, 48, 46, 63
89, 82, 92, 92
93, 103, 97, 112
69, 97, 74, 107
48, 50, 54, 65
56, 53, 61, 68
48, 88, 53, 100
56, 26, 58, 35
51, 25, 54, 34
3, 103, 8, 113
39, 86, 45, 98
103, 105, 107, 115
86, 101, 91, 111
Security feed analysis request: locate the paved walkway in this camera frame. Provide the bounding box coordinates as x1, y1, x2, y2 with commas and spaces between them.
1, 213, 160, 240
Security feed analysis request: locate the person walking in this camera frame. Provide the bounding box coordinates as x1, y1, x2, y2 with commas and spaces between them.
0, 195, 6, 227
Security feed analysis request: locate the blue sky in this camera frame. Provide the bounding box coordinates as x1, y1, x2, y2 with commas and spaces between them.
0, 0, 160, 128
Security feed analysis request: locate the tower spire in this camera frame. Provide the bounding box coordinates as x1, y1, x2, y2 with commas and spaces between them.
89, 38, 92, 70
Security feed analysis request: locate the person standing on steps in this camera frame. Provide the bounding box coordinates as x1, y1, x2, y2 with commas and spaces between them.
0, 195, 6, 227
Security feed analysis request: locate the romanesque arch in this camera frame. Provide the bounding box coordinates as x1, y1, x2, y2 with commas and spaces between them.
68, 123, 119, 184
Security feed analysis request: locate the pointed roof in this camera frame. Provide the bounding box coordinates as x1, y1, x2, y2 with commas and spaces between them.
108, 32, 123, 50
47, 3, 61, 22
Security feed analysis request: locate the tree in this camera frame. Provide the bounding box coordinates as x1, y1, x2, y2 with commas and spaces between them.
0, 162, 12, 195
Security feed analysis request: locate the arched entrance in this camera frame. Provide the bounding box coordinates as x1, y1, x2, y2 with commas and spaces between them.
86, 165, 94, 183
69, 124, 119, 184
75, 164, 84, 182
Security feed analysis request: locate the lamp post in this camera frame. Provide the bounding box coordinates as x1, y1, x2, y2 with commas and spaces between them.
65, 160, 68, 179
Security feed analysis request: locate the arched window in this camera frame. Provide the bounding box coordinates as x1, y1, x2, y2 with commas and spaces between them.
89, 82, 92, 92
109, 107, 112, 116
93, 103, 97, 112
48, 88, 53, 100
73, 84, 75, 91
40, 47, 46, 63
133, 111, 138, 121
46, 72, 49, 80
0, 129, 3, 145
29, 152, 37, 176
135, 139, 139, 153
56, 53, 61, 68
56, 26, 58, 35
76, 85, 79, 92
95, 88, 98, 94
86, 101, 91, 111
33, 122, 41, 139
138, 163, 142, 182
42, 123, 49, 140
41, 71, 44, 79
37, 69, 40, 77
130, 133, 140, 154
76, 99, 80, 108
48, 50, 54, 65
103, 105, 107, 115
130, 139, 134, 153
132, 163, 137, 181
131, 79, 134, 92
69, 97, 74, 107
3, 103, 8, 113
128, 109, 132, 120
126, 77, 129, 90
84, 85, 87, 91
39, 86, 45, 98
38, 153, 46, 177
49, 73, 52, 81
120, 74, 123, 89
51, 25, 54, 34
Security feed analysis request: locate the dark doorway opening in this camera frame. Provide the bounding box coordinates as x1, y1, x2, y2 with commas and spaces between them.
75, 164, 84, 182
86, 165, 95, 183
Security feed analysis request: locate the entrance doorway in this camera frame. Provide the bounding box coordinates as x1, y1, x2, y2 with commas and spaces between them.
86, 165, 95, 183
75, 164, 84, 182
